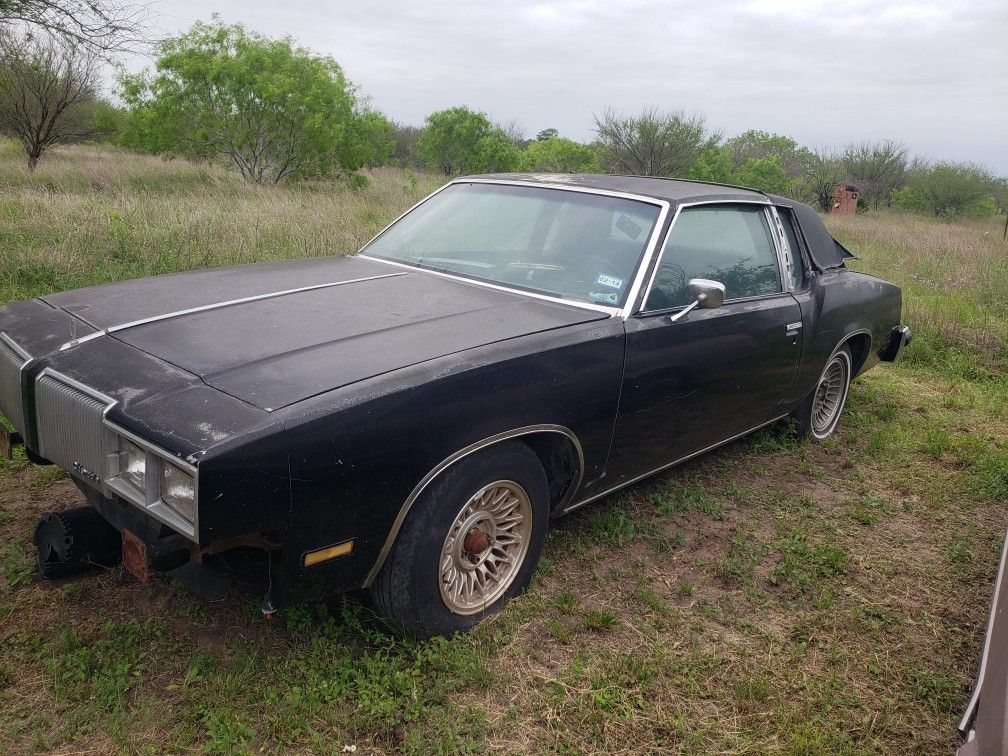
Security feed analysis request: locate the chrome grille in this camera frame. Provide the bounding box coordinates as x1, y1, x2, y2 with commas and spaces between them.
35, 373, 109, 483
0, 338, 27, 435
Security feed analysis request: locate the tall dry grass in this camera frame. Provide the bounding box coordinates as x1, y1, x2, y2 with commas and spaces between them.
0, 141, 442, 302
2, 141, 1004, 378
826, 211, 1008, 378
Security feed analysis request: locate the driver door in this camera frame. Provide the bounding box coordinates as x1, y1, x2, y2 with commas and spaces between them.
605, 203, 803, 486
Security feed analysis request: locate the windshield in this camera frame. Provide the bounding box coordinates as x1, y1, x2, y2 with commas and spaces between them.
362, 182, 661, 307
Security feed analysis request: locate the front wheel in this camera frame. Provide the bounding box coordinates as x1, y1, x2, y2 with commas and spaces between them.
370, 441, 549, 637
790, 345, 853, 441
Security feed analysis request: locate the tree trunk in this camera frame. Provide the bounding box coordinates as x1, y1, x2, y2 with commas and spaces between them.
26, 147, 42, 172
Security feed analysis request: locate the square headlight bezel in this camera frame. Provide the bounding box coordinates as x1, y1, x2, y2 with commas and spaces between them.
160, 460, 196, 524
118, 437, 147, 493
105, 423, 198, 539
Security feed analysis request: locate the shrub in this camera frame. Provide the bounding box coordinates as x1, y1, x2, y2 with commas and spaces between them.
415, 106, 519, 176
519, 137, 600, 173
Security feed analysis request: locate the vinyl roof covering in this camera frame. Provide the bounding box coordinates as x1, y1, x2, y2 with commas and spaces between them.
465, 173, 767, 204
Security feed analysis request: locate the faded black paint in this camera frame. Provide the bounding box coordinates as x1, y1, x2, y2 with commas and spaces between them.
0, 178, 904, 608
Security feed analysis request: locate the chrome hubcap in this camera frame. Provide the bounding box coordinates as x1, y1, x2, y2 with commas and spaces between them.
439, 481, 532, 615
812, 356, 848, 435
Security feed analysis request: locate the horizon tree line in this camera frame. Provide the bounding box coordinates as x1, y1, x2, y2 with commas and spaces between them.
0, 10, 1004, 220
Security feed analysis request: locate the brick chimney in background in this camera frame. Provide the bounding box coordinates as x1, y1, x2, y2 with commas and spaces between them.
831, 185, 859, 216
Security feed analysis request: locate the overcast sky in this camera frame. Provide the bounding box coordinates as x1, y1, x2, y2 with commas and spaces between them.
135, 0, 1008, 174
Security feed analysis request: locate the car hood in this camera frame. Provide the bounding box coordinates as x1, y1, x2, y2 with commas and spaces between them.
43, 256, 608, 411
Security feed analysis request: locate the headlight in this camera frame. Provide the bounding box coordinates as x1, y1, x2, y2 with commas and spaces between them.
161, 462, 196, 523
119, 438, 146, 491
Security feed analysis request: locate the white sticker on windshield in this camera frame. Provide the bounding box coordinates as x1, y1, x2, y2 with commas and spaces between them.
589, 290, 619, 305
595, 274, 624, 290
615, 214, 643, 240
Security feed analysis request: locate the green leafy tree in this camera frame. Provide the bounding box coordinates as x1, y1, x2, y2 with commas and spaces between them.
535, 127, 558, 141
415, 106, 519, 175
890, 185, 928, 213
909, 162, 997, 218
733, 155, 792, 194
119, 20, 379, 184
986, 175, 1008, 215
841, 140, 909, 210
519, 137, 600, 173
594, 108, 720, 177
724, 129, 813, 179
686, 146, 734, 184
353, 109, 395, 168
797, 148, 844, 211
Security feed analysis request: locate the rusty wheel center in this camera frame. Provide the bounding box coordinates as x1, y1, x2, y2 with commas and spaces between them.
463, 527, 491, 560
439, 481, 533, 615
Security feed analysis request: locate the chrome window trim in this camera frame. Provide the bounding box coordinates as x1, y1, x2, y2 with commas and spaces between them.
635, 290, 799, 320
762, 206, 787, 294
105, 420, 199, 540
58, 272, 408, 352
767, 205, 800, 293
359, 255, 621, 316
635, 199, 785, 315
357, 178, 672, 320
562, 412, 788, 515
362, 423, 584, 587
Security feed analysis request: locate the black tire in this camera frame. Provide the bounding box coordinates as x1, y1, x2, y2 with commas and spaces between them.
369, 441, 549, 638
790, 345, 853, 442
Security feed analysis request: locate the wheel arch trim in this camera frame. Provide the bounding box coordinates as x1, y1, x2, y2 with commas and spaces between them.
362, 424, 584, 587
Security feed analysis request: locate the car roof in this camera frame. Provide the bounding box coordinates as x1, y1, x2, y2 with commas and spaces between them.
461, 173, 770, 205
460, 173, 852, 271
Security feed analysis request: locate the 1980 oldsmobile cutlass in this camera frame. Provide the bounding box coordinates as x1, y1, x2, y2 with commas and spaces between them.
0, 175, 910, 636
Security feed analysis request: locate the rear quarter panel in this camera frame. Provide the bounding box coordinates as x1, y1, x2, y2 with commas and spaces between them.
788, 268, 902, 406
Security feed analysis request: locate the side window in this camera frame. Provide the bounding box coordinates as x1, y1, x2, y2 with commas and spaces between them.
644, 205, 782, 311
776, 208, 807, 290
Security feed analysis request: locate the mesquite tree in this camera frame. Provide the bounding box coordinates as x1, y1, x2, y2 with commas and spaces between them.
0, 29, 101, 170
0, 0, 144, 52
120, 20, 391, 184
594, 108, 719, 177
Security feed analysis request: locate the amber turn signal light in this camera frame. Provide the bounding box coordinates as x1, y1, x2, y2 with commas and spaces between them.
302, 540, 354, 567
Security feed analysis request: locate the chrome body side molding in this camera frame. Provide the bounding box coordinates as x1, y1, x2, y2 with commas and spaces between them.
561, 413, 789, 515
362, 424, 584, 586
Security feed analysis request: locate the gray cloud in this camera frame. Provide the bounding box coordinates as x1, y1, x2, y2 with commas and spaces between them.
132, 0, 1008, 173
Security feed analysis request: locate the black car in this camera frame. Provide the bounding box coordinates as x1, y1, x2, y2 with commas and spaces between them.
0, 175, 910, 636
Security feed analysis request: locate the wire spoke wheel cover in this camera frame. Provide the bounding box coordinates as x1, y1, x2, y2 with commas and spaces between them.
812, 351, 850, 438
439, 480, 533, 615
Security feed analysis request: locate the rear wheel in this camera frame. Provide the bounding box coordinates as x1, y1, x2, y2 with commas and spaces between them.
370, 442, 549, 637
791, 345, 853, 441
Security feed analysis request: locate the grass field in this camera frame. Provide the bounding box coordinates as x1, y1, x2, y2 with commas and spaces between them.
1, 143, 1006, 755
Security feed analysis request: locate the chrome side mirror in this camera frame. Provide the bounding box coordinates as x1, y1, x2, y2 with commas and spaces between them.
669, 278, 726, 322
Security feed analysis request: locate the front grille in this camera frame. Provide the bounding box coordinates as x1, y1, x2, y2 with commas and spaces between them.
35, 373, 109, 483
0, 338, 28, 435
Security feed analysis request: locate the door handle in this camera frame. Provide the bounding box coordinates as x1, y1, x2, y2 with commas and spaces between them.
786, 322, 802, 338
